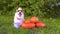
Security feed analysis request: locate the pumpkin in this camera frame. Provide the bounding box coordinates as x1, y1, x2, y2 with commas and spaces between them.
21, 23, 35, 29
24, 19, 31, 24
30, 17, 39, 23
36, 22, 45, 28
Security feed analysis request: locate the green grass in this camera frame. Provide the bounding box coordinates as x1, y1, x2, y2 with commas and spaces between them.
0, 16, 60, 34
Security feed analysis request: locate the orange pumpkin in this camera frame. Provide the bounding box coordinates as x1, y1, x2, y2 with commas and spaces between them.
36, 22, 45, 28
30, 17, 39, 23
24, 19, 31, 24
21, 23, 35, 29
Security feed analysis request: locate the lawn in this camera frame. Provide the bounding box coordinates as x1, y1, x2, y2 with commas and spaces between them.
0, 16, 60, 34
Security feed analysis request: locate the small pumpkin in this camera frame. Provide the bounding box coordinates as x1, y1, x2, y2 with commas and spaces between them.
30, 17, 39, 23
36, 22, 45, 28
21, 23, 35, 29
24, 19, 31, 24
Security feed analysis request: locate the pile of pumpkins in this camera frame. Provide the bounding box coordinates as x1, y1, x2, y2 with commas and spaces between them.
21, 16, 45, 29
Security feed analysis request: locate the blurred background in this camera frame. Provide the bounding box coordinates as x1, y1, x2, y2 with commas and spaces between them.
0, 0, 60, 34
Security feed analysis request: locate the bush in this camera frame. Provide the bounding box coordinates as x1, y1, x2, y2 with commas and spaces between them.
0, 0, 60, 18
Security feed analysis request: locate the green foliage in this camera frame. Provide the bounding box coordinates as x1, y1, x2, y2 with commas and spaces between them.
0, 0, 60, 18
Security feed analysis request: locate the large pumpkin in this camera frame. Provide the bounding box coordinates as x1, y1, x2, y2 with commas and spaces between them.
30, 17, 39, 23
21, 23, 35, 29
36, 22, 45, 28
24, 19, 31, 24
